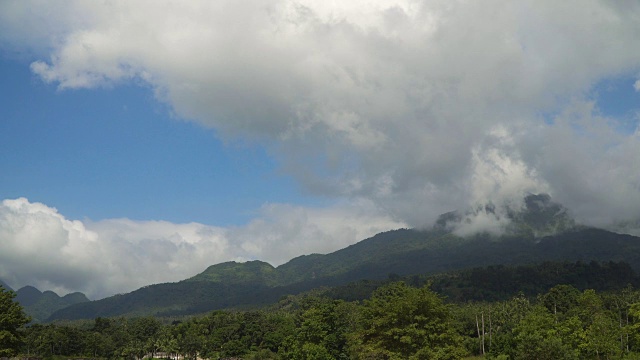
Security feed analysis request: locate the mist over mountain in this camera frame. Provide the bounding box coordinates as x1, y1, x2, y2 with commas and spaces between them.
609, 218, 640, 238
435, 193, 577, 238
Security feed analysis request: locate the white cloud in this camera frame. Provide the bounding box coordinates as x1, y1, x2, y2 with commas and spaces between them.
635, 79, 640, 92
0, 198, 102, 296
452, 208, 512, 238
527, 101, 640, 226
228, 199, 406, 264
0, 198, 404, 299
1, 1, 640, 289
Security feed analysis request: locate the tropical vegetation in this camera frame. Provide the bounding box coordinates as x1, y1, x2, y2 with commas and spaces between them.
7, 262, 640, 359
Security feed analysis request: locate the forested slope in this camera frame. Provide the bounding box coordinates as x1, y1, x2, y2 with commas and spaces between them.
48, 226, 640, 321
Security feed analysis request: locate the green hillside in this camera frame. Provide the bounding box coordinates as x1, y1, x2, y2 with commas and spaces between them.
46, 195, 640, 321
47, 226, 640, 321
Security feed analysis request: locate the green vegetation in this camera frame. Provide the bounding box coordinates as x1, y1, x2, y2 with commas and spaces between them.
0, 285, 31, 357
319, 260, 640, 304
349, 282, 465, 359
188, 260, 280, 286
12, 277, 640, 359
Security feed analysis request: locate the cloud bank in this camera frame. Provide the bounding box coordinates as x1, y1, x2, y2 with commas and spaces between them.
2, 0, 638, 226
1, 1, 640, 295
0, 198, 403, 299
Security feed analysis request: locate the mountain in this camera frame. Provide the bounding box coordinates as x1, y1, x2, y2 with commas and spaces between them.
434, 193, 576, 237
48, 194, 640, 321
15, 286, 43, 306
14, 286, 89, 323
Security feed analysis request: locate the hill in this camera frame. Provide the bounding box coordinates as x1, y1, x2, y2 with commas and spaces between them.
47, 194, 640, 321
13, 286, 89, 322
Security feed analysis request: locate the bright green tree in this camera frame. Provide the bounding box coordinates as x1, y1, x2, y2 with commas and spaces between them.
279, 296, 356, 360
0, 285, 31, 357
350, 282, 466, 360
580, 312, 620, 359
511, 305, 580, 360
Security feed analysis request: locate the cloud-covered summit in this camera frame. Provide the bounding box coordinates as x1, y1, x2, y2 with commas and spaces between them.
435, 193, 576, 238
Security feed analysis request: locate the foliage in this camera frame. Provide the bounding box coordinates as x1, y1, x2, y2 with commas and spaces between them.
19, 281, 640, 359
511, 306, 579, 360
0, 285, 31, 357
349, 282, 466, 359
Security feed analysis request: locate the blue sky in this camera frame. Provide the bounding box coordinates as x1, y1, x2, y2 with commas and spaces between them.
0, 56, 324, 226
0, 0, 639, 298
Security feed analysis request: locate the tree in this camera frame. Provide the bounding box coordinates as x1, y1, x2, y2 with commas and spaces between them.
511, 306, 579, 360
0, 285, 31, 357
128, 316, 161, 359
540, 284, 580, 321
278, 296, 355, 360
350, 282, 466, 360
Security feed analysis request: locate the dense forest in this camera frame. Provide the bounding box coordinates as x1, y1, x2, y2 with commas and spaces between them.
6, 261, 640, 359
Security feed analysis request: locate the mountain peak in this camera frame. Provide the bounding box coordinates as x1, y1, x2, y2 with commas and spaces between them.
16, 286, 44, 307
434, 193, 576, 238
188, 260, 278, 285
508, 193, 576, 237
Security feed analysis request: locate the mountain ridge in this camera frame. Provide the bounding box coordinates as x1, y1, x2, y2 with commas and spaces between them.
9, 285, 90, 322
41, 194, 640, 321
48, 227, 640, 321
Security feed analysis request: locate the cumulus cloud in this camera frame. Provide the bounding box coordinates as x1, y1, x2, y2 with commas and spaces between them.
1, 1, 640, 293
227, 199, 406, 264
452, 207, 512, 238
0, 198, 404, 299
2, 0, 637, 227
529, 102, 640, 226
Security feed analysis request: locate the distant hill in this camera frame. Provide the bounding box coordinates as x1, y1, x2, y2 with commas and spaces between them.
16, 286, 43, 306
48, 194, 640, 321
14, 286, 89, 322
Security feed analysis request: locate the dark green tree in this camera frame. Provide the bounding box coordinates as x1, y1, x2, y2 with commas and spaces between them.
0, 285, 31, 357
540, 284, 580, 321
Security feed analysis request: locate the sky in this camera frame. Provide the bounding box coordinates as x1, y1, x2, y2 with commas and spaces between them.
0, 0, 639, 299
